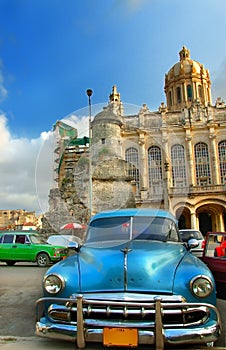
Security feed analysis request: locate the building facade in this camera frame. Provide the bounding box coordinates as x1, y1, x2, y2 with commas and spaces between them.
0, 209, 38, 230
54, 47, 226, 234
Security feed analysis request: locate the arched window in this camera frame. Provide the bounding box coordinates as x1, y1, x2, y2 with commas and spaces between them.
148, 146, 162, 195
187, 85, 192, 101
195, 142, 211, 185
218, 140, 226, 184
125, 147, 140, 190
176, 86, 181, 103
171, 145, 187, 186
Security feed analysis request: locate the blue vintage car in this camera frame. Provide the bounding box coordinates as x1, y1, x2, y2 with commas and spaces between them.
36, 208, 221, 348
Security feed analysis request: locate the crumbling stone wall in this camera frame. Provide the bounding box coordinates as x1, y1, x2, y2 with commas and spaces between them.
92, 157, 136, 213
46, 156, 136, 229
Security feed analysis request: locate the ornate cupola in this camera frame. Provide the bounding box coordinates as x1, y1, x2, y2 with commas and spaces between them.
164, 46, 212, 111
109, 85, 120, 102
109, 85, 124, 116
91, 85, 124, 159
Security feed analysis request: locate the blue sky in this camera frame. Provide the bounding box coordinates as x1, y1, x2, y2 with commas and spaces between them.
1, 0, 226, 137
0, 0, 226, 216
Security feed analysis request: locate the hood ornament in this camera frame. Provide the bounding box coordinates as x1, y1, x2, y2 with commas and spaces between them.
121, 246, 132, 291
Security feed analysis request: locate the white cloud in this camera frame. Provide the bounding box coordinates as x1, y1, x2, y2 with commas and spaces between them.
0, 112, 91, 216
62, 114, 89, 138
0, 114, 53, 215
0, 102, 143, 217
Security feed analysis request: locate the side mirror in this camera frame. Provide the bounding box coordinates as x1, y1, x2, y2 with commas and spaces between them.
187, 238, 199, 250
68, 241, 80, 251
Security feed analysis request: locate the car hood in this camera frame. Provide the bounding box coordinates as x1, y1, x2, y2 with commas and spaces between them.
77, 240, 185, 293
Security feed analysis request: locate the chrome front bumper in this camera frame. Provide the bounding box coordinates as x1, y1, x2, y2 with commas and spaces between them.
36, 295, 221, 349
36, 320, 220, 346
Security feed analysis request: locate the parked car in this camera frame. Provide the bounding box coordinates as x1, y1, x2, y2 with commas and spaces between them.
201, 231, 226, 298
179, 229, 205, 257
0, 231, 68, 267
47, 234, 83, 247
36, 209, 221, 348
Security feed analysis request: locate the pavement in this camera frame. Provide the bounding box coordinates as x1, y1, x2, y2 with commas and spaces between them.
0, 336, 226, 350
0, 336, 76, 350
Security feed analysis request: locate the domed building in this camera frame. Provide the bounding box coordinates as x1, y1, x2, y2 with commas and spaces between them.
165, 46, 212, 110
53, 46, 226, 234
91, 86, 123, 160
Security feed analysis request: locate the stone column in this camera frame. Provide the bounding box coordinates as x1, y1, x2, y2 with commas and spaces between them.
190, 211, 197, 229
183, 82, 187, 103
139, 137, 148, 199
185, 129, 195, 185
193, 82, 197, 100
173, 87, 177, 109
139, 137, 147, 186
209, 127, 220, 185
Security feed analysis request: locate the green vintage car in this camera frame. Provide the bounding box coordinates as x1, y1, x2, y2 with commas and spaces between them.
0, 231, 68, 267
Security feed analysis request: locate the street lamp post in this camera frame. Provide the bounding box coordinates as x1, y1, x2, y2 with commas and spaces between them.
86, 89, 93, 217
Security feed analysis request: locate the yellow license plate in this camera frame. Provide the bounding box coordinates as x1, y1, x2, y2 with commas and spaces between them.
103, 327, 138, 347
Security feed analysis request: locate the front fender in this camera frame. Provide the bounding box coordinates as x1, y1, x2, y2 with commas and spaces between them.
42, 254, 80, 297
173, 253, 217, 304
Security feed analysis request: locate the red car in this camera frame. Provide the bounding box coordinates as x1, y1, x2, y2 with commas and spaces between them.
201, 232, 226, 298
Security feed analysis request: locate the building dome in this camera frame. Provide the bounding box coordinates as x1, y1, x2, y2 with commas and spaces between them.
92, 106, 123, 126
164, 46, 212, 111
92, 86, 123, 126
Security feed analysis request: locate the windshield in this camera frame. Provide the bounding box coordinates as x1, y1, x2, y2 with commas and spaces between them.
86, 216, 179, 244
29, 234, 46, 244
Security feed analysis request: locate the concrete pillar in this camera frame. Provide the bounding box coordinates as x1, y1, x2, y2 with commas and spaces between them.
183, 82, 187, 103
185, 130, 195, 185
193, 82, 197, 100
190, 212, 197, 229
173, 87, 177, 108
209, 129, 220, 185
218, 213, 225, 231
140, 139, 148, 189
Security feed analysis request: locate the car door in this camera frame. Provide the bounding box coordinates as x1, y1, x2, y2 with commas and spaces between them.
0, 234, 15, 260
202, 232, 226, 287
11, 234, 35, 261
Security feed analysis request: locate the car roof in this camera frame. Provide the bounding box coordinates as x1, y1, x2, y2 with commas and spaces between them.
90, 208, 177, 223
179, 229, 201, 233
0, 230, 39, 235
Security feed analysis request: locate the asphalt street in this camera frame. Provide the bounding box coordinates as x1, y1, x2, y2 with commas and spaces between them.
0, 262, 225, 350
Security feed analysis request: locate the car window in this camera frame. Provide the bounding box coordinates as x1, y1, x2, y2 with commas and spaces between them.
180, 231, 203, 241
86, 216, 179, 243
1, 234, 14, 243
25, 235, 31, 243
29, 234, 45, 244
15, 235, 26, 244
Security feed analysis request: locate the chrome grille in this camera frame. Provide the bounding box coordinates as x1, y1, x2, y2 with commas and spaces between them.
45, 294, 211, 328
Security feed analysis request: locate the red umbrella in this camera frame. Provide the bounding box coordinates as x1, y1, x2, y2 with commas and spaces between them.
60, 223, 86, 230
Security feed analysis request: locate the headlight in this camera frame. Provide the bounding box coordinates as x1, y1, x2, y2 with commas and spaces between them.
43, 274, 65, 294
55, 249, 63, 254
190, 275, 213, 298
